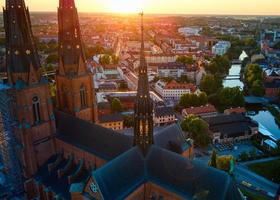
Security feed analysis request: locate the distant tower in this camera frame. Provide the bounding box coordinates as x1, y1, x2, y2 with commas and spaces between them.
134, 13, 154, 154
4, 0, 56, 177
57, 0, 97, 122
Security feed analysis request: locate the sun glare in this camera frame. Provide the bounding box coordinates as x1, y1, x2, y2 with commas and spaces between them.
107, 0, 142, 13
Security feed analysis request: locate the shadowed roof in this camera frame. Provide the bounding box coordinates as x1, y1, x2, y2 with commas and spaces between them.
93, 145, 243, 200
55, 111, 133, 161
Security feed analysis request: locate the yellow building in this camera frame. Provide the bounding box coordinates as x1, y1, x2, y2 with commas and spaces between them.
99, 114, 124, 131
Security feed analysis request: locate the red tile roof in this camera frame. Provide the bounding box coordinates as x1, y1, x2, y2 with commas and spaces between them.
182, 104, 217, 115
224, 107, 246, 115
164, 80, 196, 92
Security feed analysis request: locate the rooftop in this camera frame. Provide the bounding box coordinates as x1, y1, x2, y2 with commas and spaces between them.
183, 104, 217, 115
93, 145, 243, 200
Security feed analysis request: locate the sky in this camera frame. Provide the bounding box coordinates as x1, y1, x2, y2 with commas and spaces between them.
1, 0, 280, 15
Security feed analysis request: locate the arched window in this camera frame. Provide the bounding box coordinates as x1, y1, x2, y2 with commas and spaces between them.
63, 87, 69, 110
80, 85, 87, 108
32, 96, 41, 123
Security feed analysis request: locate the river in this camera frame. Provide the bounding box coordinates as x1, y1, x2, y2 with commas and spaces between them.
223, 51, 247, 89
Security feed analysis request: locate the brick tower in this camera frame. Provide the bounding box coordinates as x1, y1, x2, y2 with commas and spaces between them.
56, 0, 97, 122
3, 0, 56, 177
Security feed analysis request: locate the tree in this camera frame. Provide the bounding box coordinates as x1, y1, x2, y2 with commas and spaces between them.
99, 54, 111, 65
177, 75, 190, 83
179, 92, 208, 108
111, 98, 123, 113
123, 115, 134, 128
215, 87, 245, 110
112, 55, 120, 64
209, 150, 217, 168
46, 54, 59, 64
250, 80, 265, 97
216, 155, 235, 173
181, 115, 211, 147
176, 56, 195, 65
239, 151, 249, 161
200, 74, 223, 95
205, 55, 230, 75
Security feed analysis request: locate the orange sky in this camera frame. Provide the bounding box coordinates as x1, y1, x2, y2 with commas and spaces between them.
2, 0, 280, 15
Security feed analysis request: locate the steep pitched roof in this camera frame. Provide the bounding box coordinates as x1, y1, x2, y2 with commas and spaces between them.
92, 145, 243, 200
55, 111, 133, 161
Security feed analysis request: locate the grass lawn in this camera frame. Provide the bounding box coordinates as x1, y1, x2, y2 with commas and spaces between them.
241, 189, 269, 200
248, 159, 280, 184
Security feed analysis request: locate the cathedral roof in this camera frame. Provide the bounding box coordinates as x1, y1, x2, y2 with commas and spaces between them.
92, 145, 243, 200
55, 111, 133, 161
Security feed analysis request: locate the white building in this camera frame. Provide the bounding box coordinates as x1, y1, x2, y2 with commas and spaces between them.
155, 80, 198, 101
212, 41, 231, 56
157, 62, 196, 80
178, 27, 202, 36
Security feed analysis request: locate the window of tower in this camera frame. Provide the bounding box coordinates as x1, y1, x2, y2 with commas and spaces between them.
80, 85, 87, 108
32, 96, 41, 124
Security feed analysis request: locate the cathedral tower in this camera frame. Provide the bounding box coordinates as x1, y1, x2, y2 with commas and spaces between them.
4, 0, 56, 177
134, 13, 154, 155
56, 0, 97, 122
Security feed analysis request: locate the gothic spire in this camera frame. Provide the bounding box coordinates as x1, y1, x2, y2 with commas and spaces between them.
134, 12, 154, 155
4, 0, 41, 85
58, 0, 86, 76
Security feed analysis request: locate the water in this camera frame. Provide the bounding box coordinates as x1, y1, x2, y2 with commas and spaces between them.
248, 110, 280, 141
222, 50, 247, 89
223, 64, 244, 89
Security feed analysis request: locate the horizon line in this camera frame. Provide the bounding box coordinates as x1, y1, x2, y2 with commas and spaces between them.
0, 10, 279, 17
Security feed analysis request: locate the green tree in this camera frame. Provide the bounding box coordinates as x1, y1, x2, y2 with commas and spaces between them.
177, 75, 190, 83
200, 74, 223, 95
239, 151, 249, 161
123, 115, 134, 128
216, 155, 235, 173
216, 87, 245, 110
176, 56, 195, 65
99, 54, 111, 65
250, 80, 265, 97
46, 54, 59, 64
111, 98, 123, 113
209, 150, 217, 168
181, 115, 211, 147
245, 64, 264, 95
179, 93, 208, 108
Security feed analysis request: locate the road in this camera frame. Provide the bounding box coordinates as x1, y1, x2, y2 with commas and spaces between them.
195, 155, 279, 198
234, 164, 279, 198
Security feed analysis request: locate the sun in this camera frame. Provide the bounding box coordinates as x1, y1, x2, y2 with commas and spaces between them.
107, 0, 142, 13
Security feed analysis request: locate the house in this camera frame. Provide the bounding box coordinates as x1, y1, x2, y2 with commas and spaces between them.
154, 106, 177, 126
182, 104, 218, 118
265, 80, 280, 97
157, 62, 197, 80
155, 80, 198, 101
204, 114, 258, 144
224, 107, 246, 115
98, 114, 124, 131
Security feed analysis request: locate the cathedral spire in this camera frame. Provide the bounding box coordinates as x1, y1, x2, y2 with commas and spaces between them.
4, 0, 41, 85
58, 0, 86, 76
56, 0, 97, 122
134, 12, 154, 155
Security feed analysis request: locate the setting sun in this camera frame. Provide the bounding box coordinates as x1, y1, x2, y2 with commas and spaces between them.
106, 0, 143, 13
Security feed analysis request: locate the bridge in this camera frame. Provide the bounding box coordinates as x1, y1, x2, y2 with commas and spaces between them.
231, 59, 242, 64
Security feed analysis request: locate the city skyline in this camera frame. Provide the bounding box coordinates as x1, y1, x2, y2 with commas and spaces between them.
1, 0, 280, 15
